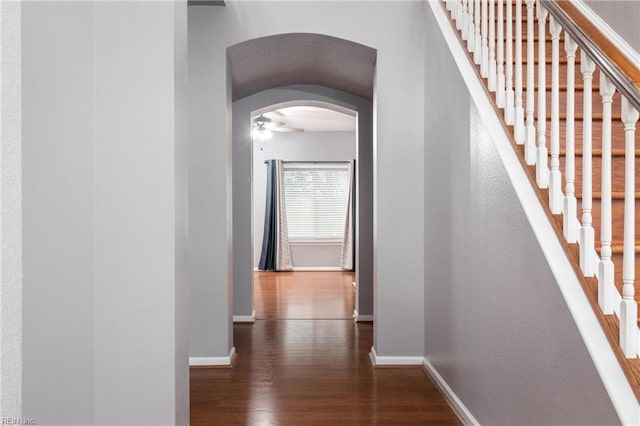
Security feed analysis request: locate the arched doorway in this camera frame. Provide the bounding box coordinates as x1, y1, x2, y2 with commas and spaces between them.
227, 34, 376, 331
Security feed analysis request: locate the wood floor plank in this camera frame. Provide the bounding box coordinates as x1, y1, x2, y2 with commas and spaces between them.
190, 272, 461, 425
254, 271, 356, 320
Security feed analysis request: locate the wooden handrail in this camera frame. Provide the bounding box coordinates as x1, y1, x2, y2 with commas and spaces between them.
540, 0, 640, 112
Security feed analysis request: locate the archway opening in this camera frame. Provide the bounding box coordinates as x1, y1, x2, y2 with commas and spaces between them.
228, 33, 376, 332
251, 102, 357, 320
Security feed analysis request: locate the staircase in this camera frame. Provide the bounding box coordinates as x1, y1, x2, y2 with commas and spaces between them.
442, 0, 640, 396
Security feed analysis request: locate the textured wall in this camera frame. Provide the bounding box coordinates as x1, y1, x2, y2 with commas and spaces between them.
0, 0, 22, 418
583, 0, 640, 52
423, 4, 620, 424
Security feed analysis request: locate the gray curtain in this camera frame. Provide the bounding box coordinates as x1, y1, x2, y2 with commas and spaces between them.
258, 159, 292, 271
340, 160, 355, 270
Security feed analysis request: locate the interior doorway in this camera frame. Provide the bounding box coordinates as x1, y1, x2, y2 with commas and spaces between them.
228, 34, 376, 336
251, 103, 357, 320
231, 87, 373, 327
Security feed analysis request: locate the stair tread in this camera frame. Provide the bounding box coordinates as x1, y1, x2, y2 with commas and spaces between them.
560, 149, 640, 156
575, 191, 640, 199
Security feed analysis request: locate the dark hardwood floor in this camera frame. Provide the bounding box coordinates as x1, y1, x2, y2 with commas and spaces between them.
190, 272, 461, 425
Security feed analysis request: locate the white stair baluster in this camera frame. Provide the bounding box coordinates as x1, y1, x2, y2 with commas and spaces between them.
497, 0, 506, 107
524, 0, 536, 164
535, 5, 548, 188
467, 0, 474, 46
474, 0, 482, 64
456, 0, 464, 30
505, 0, 515, 124
514, 0, 525, 144
563, 34, 578, 243
579, 52, 596, 277
548, 16, 563, 213
461, 0, 469, 38
620, 97, 639, 358
481, 0, 489, 77
488, 0, 497, 91
598, 74, 616, 314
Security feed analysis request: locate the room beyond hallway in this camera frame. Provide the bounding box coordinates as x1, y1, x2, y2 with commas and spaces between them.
189, 272, 461, 425
254, 271, 355, 320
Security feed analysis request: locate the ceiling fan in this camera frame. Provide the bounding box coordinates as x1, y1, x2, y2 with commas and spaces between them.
252, 111, 304, 141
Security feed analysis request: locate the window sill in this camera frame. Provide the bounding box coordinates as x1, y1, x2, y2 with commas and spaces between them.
289, 240, 343, 246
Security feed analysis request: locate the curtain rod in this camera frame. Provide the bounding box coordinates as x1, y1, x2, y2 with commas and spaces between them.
263, 160, 350, 164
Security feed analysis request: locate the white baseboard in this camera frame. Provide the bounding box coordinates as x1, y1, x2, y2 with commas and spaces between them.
369, 346, 423, 366
189, 347, 237, 367
422, 358, 480, 425
292, 267, 344, 271
233, 310, 256, 323
352, 309, 373, 322
253, 267, 344, 272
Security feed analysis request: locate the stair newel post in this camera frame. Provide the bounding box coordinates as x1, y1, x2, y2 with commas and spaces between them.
514, 0, 525, 144
563, 34, 578, 243
474, 0, 482, 64
579, 52, 596, 276
598, 74, 616, 314
535, 5, 548, 188
496, 0, 506, 107
488, 0, 497, 91
505, 0, 515, 124
524, 0, 536, 164
620, 97, 639, 358
481, 0, 489, 77
548, 16, 563, 213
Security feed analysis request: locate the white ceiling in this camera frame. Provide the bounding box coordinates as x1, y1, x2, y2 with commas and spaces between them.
264, 106, 356, 132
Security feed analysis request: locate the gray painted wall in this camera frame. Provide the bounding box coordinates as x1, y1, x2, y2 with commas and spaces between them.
423, 5, 619, 425
230, 85, 371, 319
584, 0, 640, 52
22, 3, 95, 423
253, 130, 356, 269
188, 8, 234, 357
22, 2, 189, 424
93, 3, 188, 424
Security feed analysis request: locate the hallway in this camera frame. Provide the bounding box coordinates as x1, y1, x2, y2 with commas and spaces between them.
190, 272, 461, 424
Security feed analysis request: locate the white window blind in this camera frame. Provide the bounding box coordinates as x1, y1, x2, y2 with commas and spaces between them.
283, 163, 350, 241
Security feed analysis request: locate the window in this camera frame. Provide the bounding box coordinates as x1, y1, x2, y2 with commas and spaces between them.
283, 163, 350, 242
